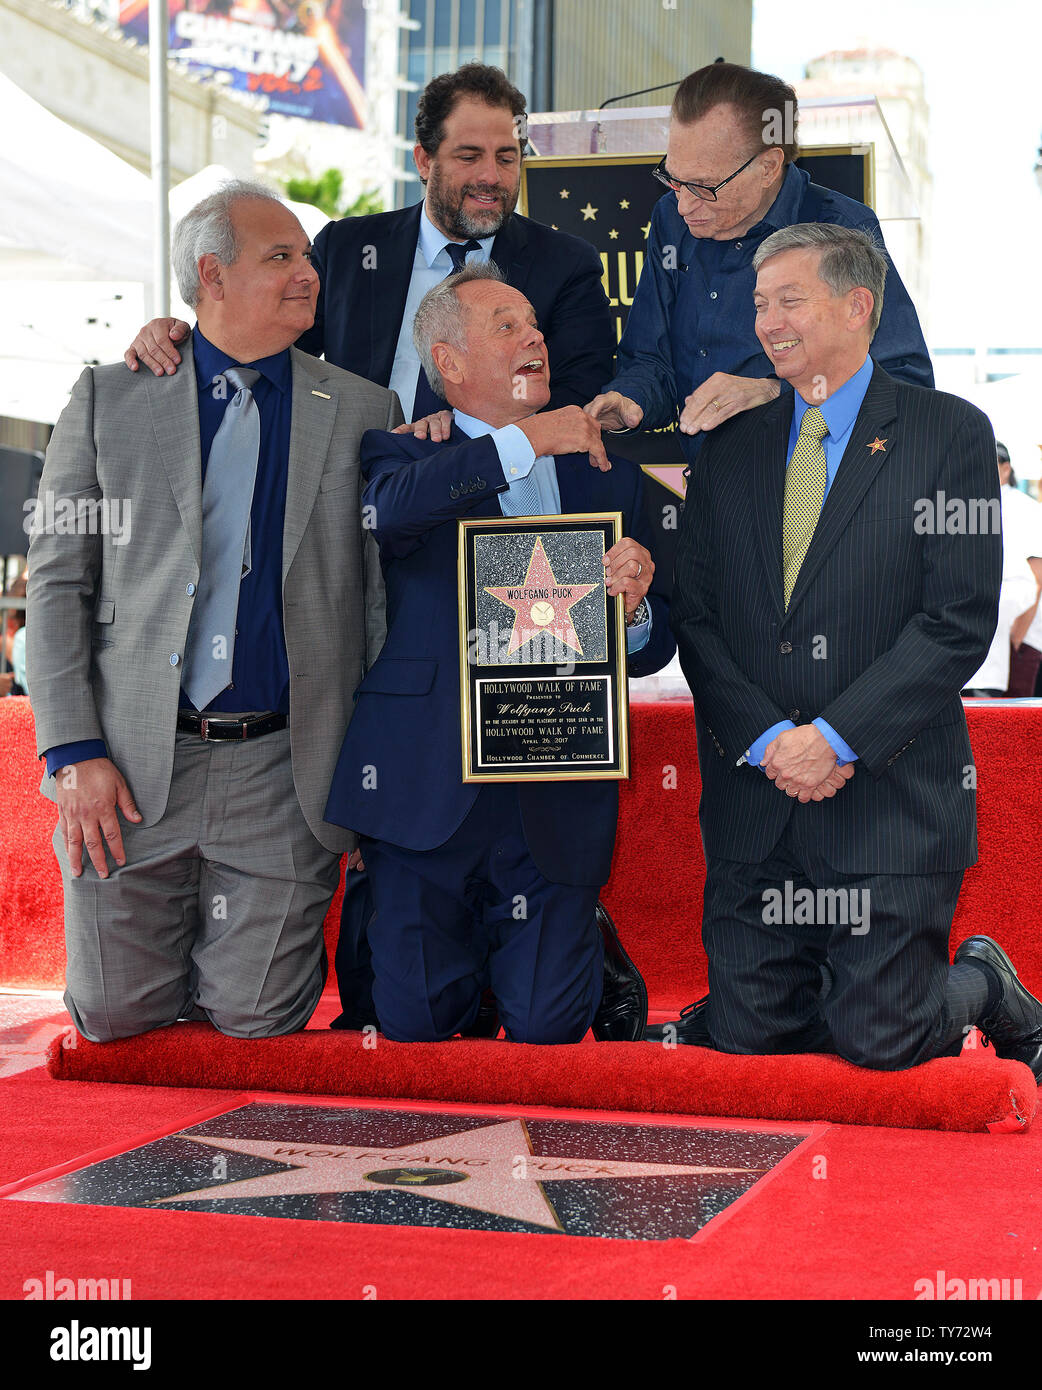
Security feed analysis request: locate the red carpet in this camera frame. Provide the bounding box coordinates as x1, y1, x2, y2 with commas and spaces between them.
5, 695, 1042, 1135
44, 1019, 1038, 1133
3, 1070, 1042, 1301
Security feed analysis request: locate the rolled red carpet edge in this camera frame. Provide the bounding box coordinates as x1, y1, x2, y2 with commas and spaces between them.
45, 1025, 1038, 1135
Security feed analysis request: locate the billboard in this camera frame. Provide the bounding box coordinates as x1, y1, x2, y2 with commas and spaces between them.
118, 0, 367, 127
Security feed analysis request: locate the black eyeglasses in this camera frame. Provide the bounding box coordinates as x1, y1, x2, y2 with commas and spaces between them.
651, 151, 760, 202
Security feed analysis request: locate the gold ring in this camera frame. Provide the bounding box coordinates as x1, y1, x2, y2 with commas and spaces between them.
635, 561, 643, 577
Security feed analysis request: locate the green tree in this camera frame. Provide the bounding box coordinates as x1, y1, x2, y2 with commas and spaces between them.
284, 169, 383, 219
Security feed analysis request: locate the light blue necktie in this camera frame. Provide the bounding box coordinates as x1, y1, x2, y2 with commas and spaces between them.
181, 366, 261, 711
509, 464, 543, 516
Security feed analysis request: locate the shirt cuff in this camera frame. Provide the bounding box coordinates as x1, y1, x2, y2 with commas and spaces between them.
45, 740, 108, 778
813, 718, 858, 765
490, 424, 537, 483
625, 608, 651, 653
747, 721, 795, 771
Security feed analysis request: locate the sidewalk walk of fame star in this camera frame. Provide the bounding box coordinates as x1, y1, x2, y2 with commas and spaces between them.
7, 1103, 813, 1241
484, 537, 599, 658
153, 1119, 762, 1231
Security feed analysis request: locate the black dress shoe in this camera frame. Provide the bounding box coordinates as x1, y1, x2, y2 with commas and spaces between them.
461, 989, 500, 1039
645, 994, 712, 1046
330, 1008, 380, 1031
954, 935, 1042, 1083
591, 901, 647, 1041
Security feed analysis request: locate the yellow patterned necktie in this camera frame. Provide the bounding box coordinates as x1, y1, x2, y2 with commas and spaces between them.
782, 405, 829, 609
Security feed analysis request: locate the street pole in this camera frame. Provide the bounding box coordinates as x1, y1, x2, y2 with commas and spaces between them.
149, 0, 170, 316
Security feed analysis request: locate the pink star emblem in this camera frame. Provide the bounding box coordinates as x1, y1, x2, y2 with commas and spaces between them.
484, 537, 599, 658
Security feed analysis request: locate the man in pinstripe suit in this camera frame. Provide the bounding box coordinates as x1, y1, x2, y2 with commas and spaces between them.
659, 223, 1042, 1079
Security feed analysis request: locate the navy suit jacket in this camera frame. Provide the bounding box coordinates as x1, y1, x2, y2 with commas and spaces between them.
297, 204, 614, 410
672, 365, 1002, 875
325, 427, 675, 887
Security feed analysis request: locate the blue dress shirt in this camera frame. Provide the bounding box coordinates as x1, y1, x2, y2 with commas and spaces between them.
743, 356, 875, 774
605, 163, 933, 463
45, 328, 294, 776
454, 409, 651, 653
389, 207, 493, 420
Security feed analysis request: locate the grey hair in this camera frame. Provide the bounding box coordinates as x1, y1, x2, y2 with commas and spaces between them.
753, 223, 888, 339
412, 260, 507, 398
172, 179, 287, 308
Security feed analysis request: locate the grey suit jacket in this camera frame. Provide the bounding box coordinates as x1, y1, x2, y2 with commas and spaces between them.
26, 340, 402, 853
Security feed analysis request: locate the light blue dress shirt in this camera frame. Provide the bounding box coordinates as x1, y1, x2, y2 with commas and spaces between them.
388, 207, 494, 420
746, 355, 875, 772
453, 409, 651, 653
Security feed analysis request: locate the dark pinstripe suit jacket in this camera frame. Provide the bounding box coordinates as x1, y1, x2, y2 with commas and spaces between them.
672, 364, 1002, 874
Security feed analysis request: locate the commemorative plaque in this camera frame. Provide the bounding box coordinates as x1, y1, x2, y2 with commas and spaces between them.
458, 513, 629, 782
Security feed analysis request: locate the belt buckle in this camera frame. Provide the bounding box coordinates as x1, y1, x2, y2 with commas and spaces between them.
200, 717, 210, 741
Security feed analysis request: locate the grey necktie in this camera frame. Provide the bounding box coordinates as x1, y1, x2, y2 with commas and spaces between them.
181, 366, 261, 711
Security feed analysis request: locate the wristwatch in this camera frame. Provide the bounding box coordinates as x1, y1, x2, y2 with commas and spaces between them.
625, 598, 650, 628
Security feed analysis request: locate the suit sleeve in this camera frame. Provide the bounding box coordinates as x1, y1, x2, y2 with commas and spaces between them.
542, 236, 616, 410
670, 437, 790, 756
361, 431, 510, 559
817, 406, 1001, 774
25, 367, 107, 757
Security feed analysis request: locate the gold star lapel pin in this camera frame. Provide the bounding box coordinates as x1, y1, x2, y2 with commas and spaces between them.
867, 436, 887, 454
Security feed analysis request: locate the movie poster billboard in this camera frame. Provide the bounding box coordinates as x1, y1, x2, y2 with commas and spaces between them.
118, 0, 367, 127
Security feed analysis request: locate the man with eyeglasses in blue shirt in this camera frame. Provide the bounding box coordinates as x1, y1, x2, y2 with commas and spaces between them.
584, 61, 932, 454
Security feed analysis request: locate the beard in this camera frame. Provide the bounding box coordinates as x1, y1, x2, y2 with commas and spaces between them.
425, 161, 519, 241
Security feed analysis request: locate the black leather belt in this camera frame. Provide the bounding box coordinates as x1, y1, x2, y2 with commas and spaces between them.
176, 710, 287, 741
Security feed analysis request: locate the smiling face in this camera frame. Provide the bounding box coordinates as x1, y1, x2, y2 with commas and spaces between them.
197, 198, 318, 360
416, 96, 522, 241
434, 280, 548, 426
753, 247, 873, 400
665, 103, 784, 241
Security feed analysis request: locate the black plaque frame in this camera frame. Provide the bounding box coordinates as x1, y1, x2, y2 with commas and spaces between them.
458, 512, 629, 783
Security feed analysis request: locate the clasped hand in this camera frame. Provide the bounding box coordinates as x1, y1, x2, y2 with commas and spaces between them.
761, 725, 855, 803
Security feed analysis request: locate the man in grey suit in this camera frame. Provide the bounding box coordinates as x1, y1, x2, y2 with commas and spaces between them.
26, 182, 400, 1043
657, 223, 1042, 1081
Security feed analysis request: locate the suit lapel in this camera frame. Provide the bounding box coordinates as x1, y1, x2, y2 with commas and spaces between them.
751, 391, 793, 619
146, 339, 204, 567
283, 348, 338, 584
784, 365, 899, 616
370, 204, 422, 385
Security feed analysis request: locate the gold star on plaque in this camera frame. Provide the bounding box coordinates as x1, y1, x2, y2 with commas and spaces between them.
619, 199, 630, 209
867, 437, 887, 454
581, 202, 598, 221
559, 188, 570, 199
609, 229, 619, 240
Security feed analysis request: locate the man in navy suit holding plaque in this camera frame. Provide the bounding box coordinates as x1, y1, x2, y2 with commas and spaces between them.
325, 264, 674, 1045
